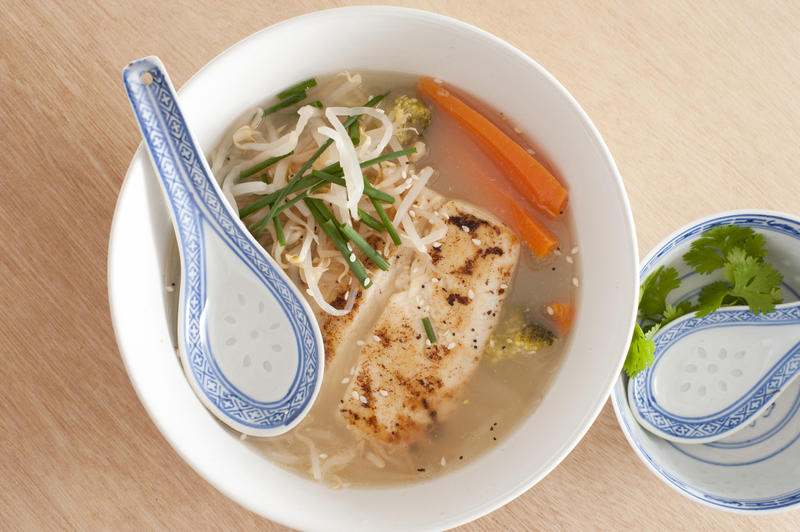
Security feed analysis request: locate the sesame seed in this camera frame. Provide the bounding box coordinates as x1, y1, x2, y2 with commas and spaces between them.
472, 238, 481, 246
351, 391, 359, 400
571, 246, 579, 254
566, 256, 574, 264
514, 127, 522, 133
341, 377, 350, 384
489, 339, 495, 347
546, 306, 555, 315
432, 242, 442, 248
500, 283, 508, 289
572, 277, 580, 287
360, 395, 368, 404
409, 209, 416, 217
447, 342, 456, 349
426, 339, 432, 346
165, 285, 174, 292
462, 225, 470, 233
344, 290, 350, 300
350, 366, 355, 375
379, 389, 389, 396
347, 243, 353, 251
431, 277, 439, 283
468, 289, 475, 299
373, 335, 380, 342
526, 148, 536, 155
443, 213, 450, 220
356, 340, 365, 346
349, 253, 356, 262
320, 453, 328, 459
441, 457, 447, 466
364, 278, 371, 286
554, 249, 561, 256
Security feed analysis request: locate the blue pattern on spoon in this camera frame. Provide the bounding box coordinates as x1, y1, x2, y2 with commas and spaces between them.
629, 301, 800, 444
123, 56, 323, 436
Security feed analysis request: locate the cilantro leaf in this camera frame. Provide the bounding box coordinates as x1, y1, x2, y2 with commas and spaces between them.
661, 301, 695, 325
639, 266, 681, 322
695, 280, 731, 317
624, 323, 655, 378
684, 225, 767, 274
626, 224, 783, 379
723, 248, 783, 314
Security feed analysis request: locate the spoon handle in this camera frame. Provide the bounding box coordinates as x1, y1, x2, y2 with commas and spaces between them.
123, 57, 322, 436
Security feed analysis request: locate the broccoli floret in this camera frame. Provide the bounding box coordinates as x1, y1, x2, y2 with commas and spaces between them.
485, 311, 556, 362
391, 95, 431, 144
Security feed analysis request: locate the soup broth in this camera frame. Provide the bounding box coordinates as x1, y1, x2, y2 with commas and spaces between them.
167, 71, 577, 487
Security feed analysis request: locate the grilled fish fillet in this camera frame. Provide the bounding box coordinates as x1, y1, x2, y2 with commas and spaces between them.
338, 198, 520, 444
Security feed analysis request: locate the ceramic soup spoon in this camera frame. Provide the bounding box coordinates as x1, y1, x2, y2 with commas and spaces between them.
629, 301, 800, 444
123, 56, 323, 437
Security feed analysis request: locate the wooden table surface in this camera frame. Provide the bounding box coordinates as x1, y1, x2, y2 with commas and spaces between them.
2, 1, 799, 529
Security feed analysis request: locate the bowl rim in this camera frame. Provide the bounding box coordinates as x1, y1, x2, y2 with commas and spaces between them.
109, 5, 638, 529
611, 208, 800, 514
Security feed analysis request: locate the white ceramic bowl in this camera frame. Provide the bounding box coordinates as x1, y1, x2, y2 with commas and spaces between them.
612, 210, 800, 513
109, 7, 637, 530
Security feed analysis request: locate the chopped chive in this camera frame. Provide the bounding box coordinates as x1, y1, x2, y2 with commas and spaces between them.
371, 196, 401, 246
277, 78, 317, 100
263, 92, 306, 116
308, 100, 324, 109
238, 151, 293, 182
238, 174, 320, 218
273, 218, 286, 246
305, 198, 370, 288
422, 317, 436, 343
310, 170, 395, 204
357, 209, 384, 232
268, 180, 328, 220
252, 94, 387, 229
348, 119, 360, 146
363, 185, 394, 204
339, 223, 390, 271
320, 147, 417, 177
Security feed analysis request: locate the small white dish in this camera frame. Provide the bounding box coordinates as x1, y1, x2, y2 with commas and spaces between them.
109, 7, 637, 529
613, 210, 800, 513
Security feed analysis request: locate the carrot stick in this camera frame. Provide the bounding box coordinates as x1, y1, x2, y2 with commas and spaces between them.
548, 302, 574, 334
508, 200, 558, 258
417, 77, 568, 219
477, 174, 559, 257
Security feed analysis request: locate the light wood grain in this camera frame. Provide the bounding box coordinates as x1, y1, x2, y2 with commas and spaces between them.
2, 0, 799, 529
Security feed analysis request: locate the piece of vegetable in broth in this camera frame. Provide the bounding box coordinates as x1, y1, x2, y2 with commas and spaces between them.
391, 95, 432, 144
486, 309, 555, 362
417, 77, 568, 219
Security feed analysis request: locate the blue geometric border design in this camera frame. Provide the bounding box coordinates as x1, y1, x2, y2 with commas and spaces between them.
630, 305, 800, 440
123, 58, 320, 430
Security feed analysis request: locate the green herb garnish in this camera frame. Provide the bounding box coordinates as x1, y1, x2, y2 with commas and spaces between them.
237, 151, 293, 182
624, 225, 783, 378
277, 78, 317, 100
422, 317, 436, 343
263, 92, 306, 116
339, 223, 390, 271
